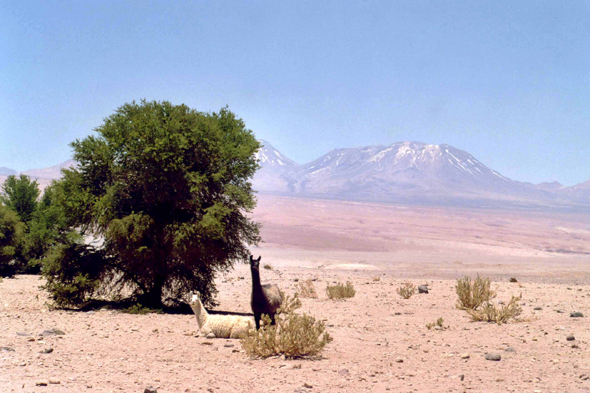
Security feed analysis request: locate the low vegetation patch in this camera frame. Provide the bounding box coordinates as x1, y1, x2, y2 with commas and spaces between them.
397, 281, 416, 299
426, 317, 445, 330
455, 275, 497, 310
326, 281, 356, 300
296, 279, 318, 299
466, 295, 522, 325
241, 294, 332, 359
263, 264, 273, 270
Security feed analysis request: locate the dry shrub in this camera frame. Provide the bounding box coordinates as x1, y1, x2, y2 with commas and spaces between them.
326, 282, 356, 300
296, 279, 318, 299
426, 317, 444, 330
240, 294, 332, 359
373, 276, 381, 282
466, 295, 522, 325
396, 282, 416, 299
455, 275, 497, 310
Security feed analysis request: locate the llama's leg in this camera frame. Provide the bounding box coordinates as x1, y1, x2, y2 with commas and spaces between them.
254, 312, 261, 330
269, 313, 276, 326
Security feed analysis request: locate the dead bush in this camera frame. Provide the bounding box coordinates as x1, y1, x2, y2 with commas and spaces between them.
466, 295, 522, 325
396, 282, 416, 299
296, 279, 318, 299
326, 282, 356, 300
240, 294, 332, 359
455, 275, 497, 310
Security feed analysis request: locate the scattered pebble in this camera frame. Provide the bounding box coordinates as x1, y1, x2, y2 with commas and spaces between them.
570, 312, 584, 318
460, 353, 470, 359
418, 285, 429, 294
485, 353, 501, 361
40, 328, 65, 336
35, 380, 48, 386
504, 347, 516, 353
40, 348, 54, 354
567, 335, 576, 341
144, 386, 157, 393
48, 377, 60, 384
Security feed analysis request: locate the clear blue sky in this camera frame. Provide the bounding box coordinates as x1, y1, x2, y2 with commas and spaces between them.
1, 1, 589, 185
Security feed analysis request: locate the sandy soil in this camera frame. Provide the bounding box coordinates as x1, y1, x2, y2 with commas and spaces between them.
2, 196, 590, 392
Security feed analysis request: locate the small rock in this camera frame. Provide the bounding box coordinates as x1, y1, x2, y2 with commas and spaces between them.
460, 353, 470, 359
16, 331, 31, 336
48, 377, 60, 384
36, 380, 48, 386
224, 343, 234, 348
395, 357, 404, 363
533, 307, 542, 311
459, 374, 465, 381
504, 347, 516, 352
418, 285, 429, 294
144, 386, 158, 393
567, 335, 575, 341
555, 309, 565, 313
302, 382, 313, 389
0, 346, 15, 352
498, 300, 505, 305
40, 348, 53, 354
572, 344, 580, 349
338, 369, 350, 376
40, 328, 65, 336
206, 333, 216, 339
485, 353, 501, 361
571, 312, 584, 318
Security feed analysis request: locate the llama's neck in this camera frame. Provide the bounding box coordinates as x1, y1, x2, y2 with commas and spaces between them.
251, 267, 264, 296
191, 299, 209, 328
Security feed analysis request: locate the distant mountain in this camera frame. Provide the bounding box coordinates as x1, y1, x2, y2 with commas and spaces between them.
21, 159, 77, 180
252, 141, 590, 210
0, 160, 76, 191
252, 140, 300, 193
0, 167, 17, 176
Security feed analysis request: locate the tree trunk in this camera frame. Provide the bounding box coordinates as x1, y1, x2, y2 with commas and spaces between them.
141, 274, 165, 308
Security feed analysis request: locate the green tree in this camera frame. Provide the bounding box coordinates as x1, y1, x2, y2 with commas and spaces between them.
44, 100, 261, 308
1, 174, 40, 224
0, 205, 25, 277
23, 183, 72, 273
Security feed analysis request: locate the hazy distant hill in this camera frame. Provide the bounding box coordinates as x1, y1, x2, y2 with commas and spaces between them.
0, 167, 17, 176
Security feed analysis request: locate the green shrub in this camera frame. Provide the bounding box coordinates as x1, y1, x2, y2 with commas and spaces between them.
396, 281, 416, 299
326, 282, 356, 300
455, 275, 496, 310
42, 242, 107, 307
241, 295, 332, 359
0, 205, 25, 277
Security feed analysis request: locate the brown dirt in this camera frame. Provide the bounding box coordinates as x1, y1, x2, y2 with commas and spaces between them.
2, 195, 590, 392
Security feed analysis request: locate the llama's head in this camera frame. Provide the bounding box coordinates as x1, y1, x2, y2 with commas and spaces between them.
190, 291, 202, 304
249, 255, 262, 270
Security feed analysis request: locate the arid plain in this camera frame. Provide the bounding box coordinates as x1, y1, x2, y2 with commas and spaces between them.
2, 195, 590, 392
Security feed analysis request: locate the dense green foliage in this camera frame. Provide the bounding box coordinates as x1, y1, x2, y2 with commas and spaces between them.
1, 175, 40, 224
0, 205, 25, 277
44, 100, 261, 307
24, 183, 74, 273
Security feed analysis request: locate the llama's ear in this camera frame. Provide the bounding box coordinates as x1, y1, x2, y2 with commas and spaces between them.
256, 256, 261, 262
249, 255, 254, 263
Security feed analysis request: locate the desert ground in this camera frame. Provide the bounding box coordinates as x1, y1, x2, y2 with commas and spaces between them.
2, 195, 590, 393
